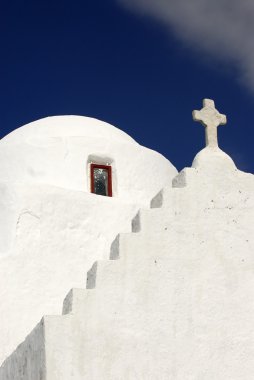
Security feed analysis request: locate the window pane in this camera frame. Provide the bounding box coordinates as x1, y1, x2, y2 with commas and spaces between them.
93, 168, 109, 196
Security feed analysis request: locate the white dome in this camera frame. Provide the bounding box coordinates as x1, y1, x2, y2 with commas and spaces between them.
1, 115, 137, 145
0, 114, 177, 198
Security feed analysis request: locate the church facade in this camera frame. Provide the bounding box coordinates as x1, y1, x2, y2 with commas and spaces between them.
0, 100, 254, 379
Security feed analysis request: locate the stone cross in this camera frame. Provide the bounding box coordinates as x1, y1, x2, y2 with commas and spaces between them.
192, 99, 227, 148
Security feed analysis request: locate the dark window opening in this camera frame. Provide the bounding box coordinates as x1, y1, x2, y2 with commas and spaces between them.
91, 164, 112, 197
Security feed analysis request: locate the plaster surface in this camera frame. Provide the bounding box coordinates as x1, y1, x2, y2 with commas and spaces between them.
1, 146, 253, 379
0, 116, 177, 364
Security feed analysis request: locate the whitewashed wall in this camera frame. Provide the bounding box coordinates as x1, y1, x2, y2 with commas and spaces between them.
0, 116, 177, 364
1, 147, 254, 380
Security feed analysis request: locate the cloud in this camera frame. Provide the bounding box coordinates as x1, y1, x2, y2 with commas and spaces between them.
116, 0, 254, 90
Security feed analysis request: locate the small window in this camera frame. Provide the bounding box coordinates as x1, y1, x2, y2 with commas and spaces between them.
90, 164, 112, 197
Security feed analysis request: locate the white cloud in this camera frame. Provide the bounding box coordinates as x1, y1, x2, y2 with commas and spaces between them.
116, 0, 254, 90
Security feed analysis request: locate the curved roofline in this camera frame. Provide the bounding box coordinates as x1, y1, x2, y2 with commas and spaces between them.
1, 115, 138, 145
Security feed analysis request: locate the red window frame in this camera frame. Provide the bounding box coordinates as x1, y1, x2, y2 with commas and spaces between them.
90, 164, 113, 197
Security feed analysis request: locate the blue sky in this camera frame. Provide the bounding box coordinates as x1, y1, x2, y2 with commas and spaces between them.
0, 0, 253, 172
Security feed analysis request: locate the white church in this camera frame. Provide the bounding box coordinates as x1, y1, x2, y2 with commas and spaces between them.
0, 99, 253, 379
